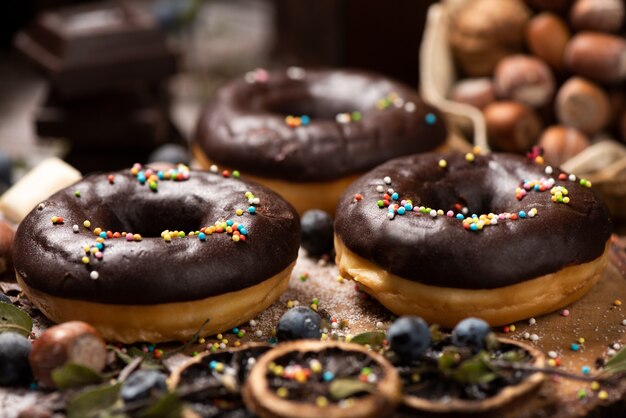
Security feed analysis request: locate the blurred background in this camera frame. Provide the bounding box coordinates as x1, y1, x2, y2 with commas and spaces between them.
0, 0, 436, 188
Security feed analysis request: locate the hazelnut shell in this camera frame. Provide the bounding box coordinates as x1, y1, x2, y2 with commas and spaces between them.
494, 55, 556, 108
564, 32, 626, 84
29, 321, 107, 388
555, 77, 611, 135
525, 13, 570, 72
484, 101, 543, 153
449, 78, 496, 110
538, 125, 591, 167
569, 0, 625, 33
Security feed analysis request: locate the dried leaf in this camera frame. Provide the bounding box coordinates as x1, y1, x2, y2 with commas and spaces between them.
452, 353, 496, 384
329, 378, 375, 400
0, 302, 32, 336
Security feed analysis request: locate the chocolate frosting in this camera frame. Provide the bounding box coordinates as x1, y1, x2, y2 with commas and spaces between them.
13, 168, 300, 304
335, 153, 612, 289
195, 68, 447, 182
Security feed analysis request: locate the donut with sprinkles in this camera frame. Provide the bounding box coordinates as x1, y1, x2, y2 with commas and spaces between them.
13, 163, 300, 343
194, 67, 447, 214
334, 152, 612, 327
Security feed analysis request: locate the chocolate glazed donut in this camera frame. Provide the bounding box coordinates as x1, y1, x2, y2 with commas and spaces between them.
334, 153, 612, 327
194, 68, 447, 214
13, 165, 300, 343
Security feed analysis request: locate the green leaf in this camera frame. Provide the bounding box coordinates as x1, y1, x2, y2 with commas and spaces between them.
604, 346, 626, 374
0, 302, 32, 337
438, 349, 459, 370
52, 363, 103, 389
66, 382, 122, 418
349, 331, 386, 347
329, 378, 375, 400
452, 353, 497, 384
136, 393, 183, 418
429, 324, 444, 343
109, 345, 134, 365
501, 349, 525, 363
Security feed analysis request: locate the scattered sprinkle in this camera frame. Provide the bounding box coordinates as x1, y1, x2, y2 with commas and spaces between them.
286, 66, 306, 80
424, 113, 437, 125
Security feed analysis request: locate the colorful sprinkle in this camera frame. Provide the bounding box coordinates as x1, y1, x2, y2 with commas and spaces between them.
425, 113, 437, 125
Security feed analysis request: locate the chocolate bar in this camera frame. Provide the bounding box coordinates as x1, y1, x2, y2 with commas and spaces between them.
16, 1, 177, 98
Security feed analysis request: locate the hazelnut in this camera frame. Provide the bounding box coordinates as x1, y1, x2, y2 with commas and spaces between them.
538, 125, 591, 167
449, 0, 531, 76
484, 101, 543, 153
0, 220, 15, 275
494, 55, 556, 108
449, 78, 496, 110
555, 77, 610, 135
29, 321, 107, 388
523, 0, 572, 13
569, 0, 625, 33
525, 13, 570, 72
564, 32, 626, 84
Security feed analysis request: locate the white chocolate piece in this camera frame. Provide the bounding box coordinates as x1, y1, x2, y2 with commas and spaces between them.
0, 158, 81, 223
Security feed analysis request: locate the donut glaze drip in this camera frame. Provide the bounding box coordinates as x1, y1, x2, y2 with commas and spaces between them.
195, 68, 446, 182
13, 168, 300, 304
334, 153, 612, 289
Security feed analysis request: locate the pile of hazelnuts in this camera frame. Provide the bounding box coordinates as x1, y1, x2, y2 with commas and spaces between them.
448, 0, 626, 166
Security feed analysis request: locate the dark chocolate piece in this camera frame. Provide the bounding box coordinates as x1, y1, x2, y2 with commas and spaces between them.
35, 86, 169, 148
13, 168, 300, 304
15, 1, 177, 98
334, 152, 612, 289
195, 68, 446, 182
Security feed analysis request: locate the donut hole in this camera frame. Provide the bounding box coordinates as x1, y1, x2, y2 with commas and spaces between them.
412, 165, 523, 216
261, 95, 363, 121
102, 198, 208, 238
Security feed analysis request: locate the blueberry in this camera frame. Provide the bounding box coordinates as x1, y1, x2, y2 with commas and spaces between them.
451, 317, 491, 351
276, 306, 322, 341
0, 293, 11, 304
387, 316, 431, 363
301, 210, 334, 256
147, 144, 190, 165
0, 332, 32, 386
120, 370, 167, 403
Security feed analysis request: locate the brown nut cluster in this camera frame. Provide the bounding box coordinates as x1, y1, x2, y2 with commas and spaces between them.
448, 0, 626, 166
